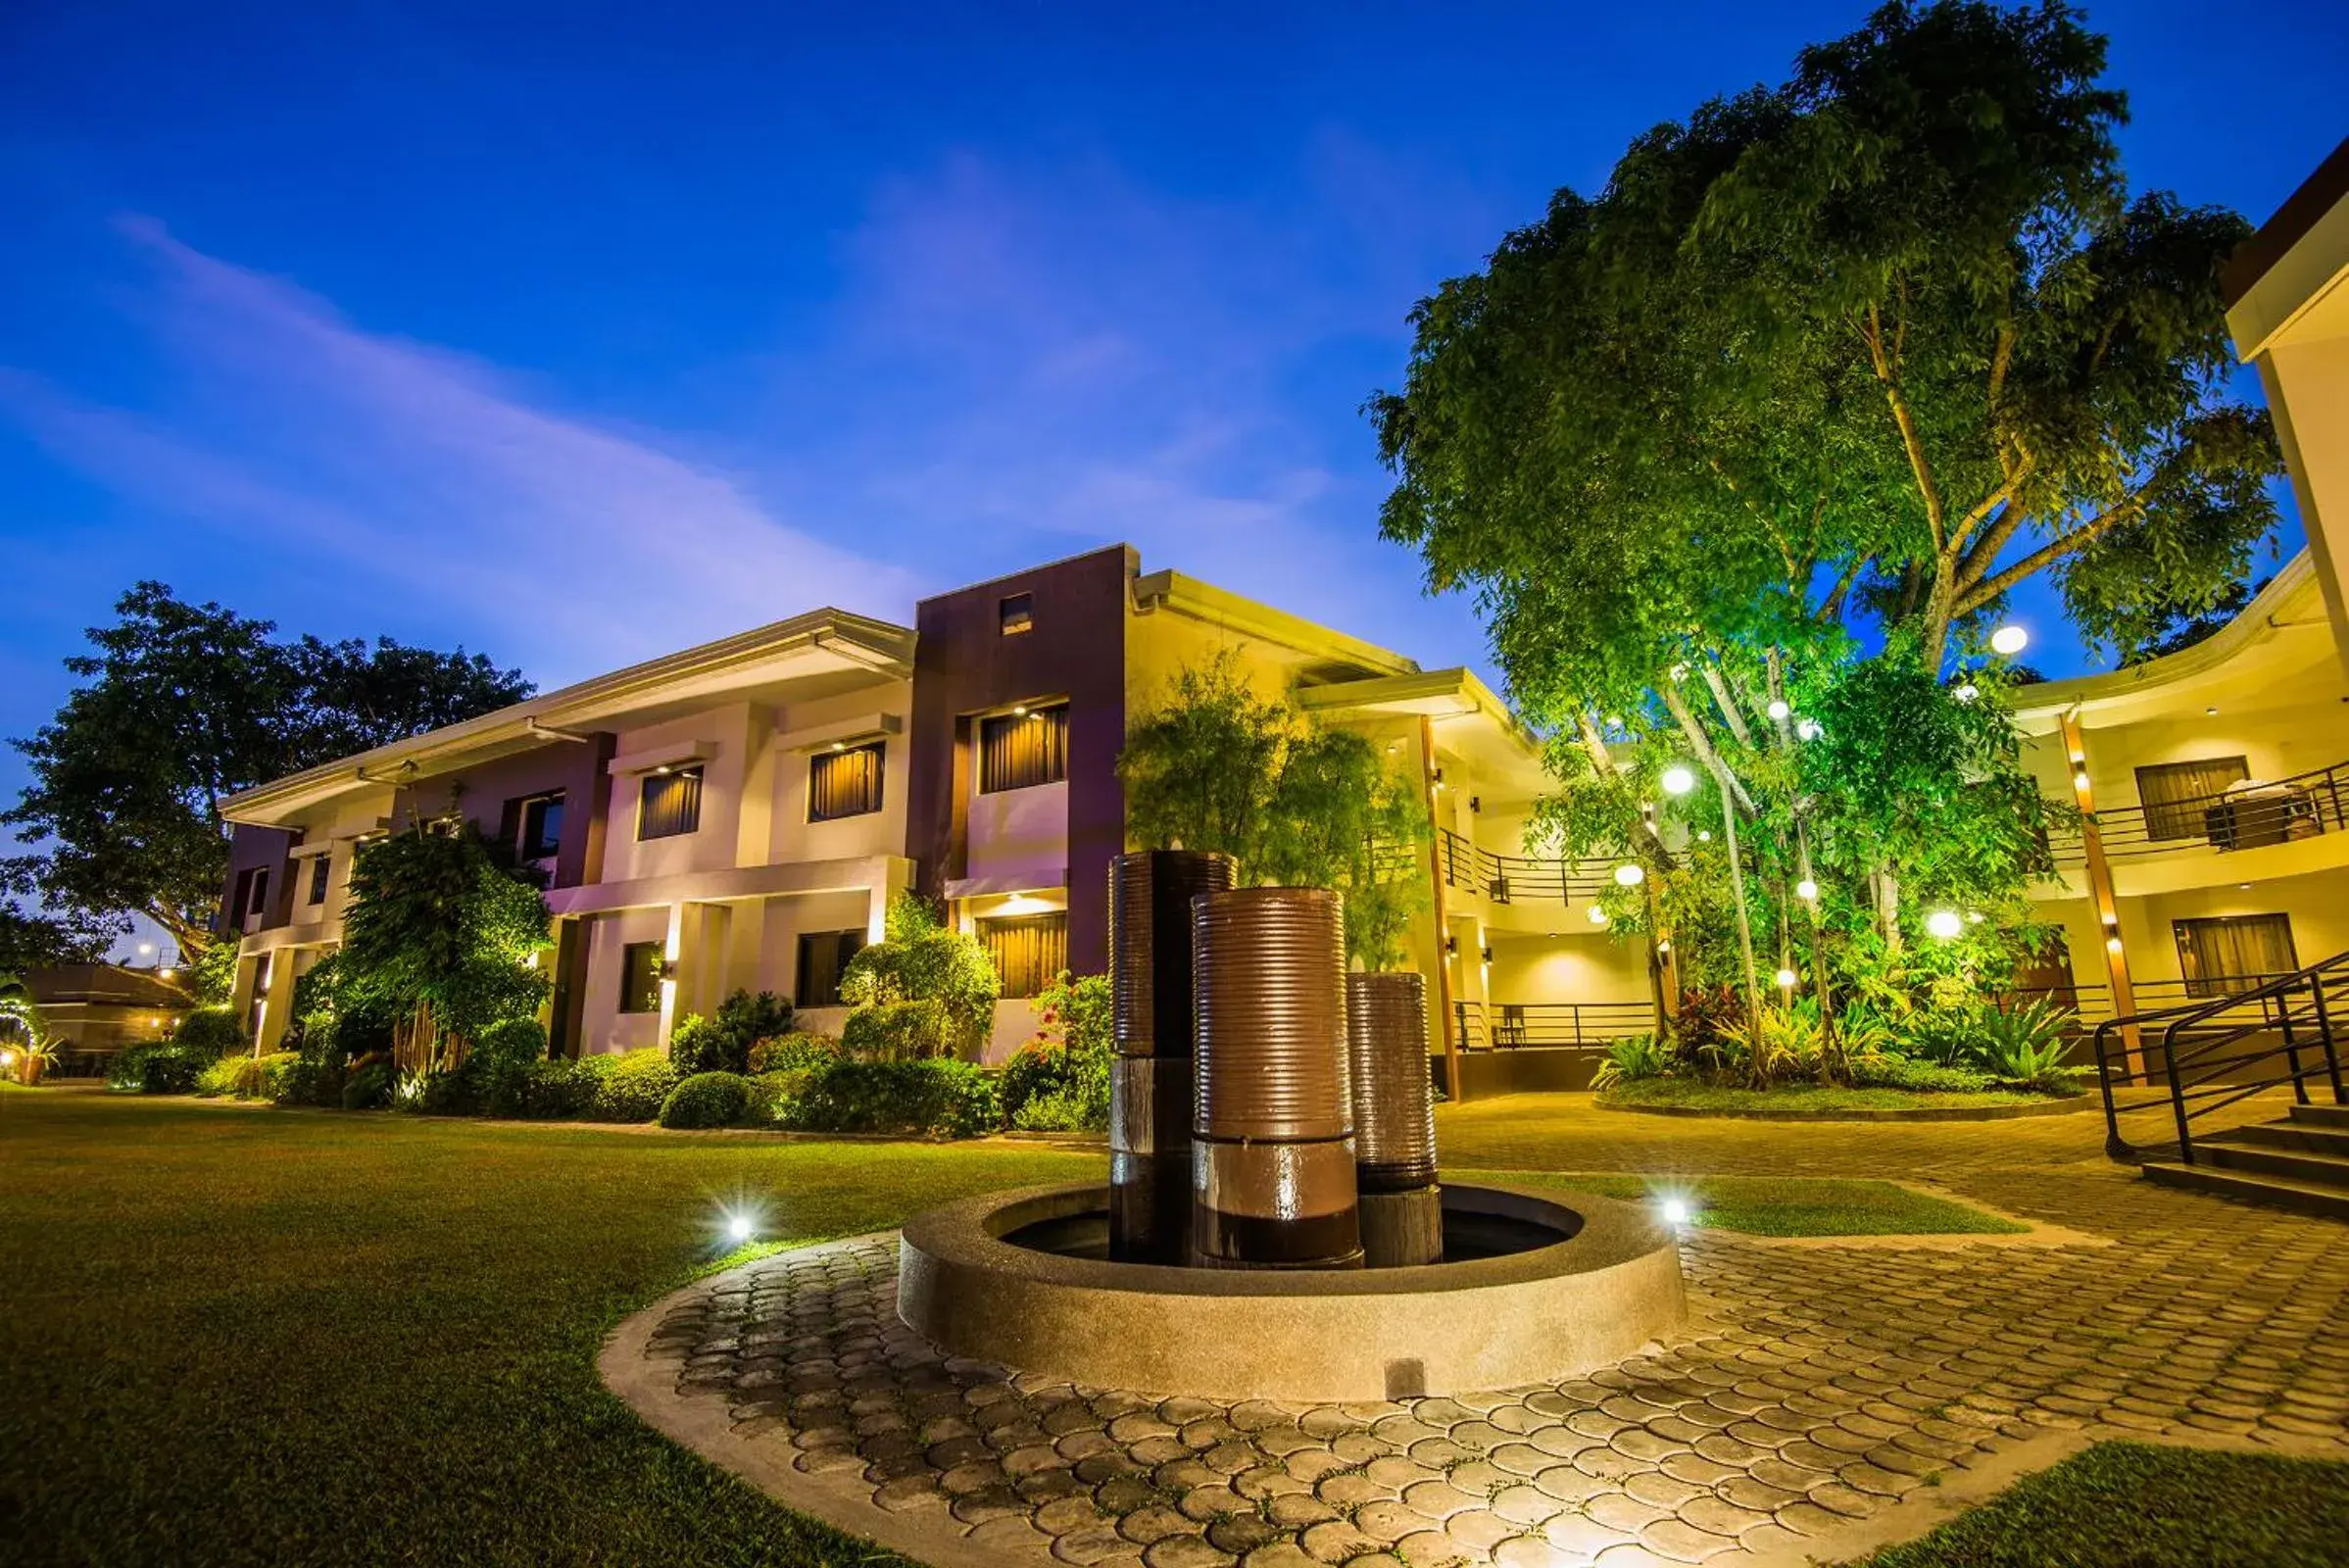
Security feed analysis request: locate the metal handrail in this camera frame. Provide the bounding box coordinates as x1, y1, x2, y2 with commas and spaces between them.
1452, 999, 1652, 1051
2093, 952, 2349, 1163
2045, 759, 2348, 864
1435, 828, 1614, 906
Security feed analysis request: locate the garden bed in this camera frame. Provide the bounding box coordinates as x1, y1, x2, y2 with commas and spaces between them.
1595, 1078, 2091, 1121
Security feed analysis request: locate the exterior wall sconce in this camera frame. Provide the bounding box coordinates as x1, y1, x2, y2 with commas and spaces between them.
1469, 796, 1481, 813
1443, 935, 1458, 956
1480, 946, 1493, 964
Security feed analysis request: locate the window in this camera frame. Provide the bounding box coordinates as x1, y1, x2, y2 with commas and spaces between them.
520, 793, 566, 859
231, 868, 255, 923
247, 867, 270, 916
1000, 592, 1033, 635
808, 743, 885, 822
307, 855, 331, 906
2175, 914, 2299, 999
619, 942, 665, 1013
980, 911, 1067, 1000
2135, 757, 2249, 842
979, 704, 1068, 793
638, 765, 703, 840
795, 929, 867, 1007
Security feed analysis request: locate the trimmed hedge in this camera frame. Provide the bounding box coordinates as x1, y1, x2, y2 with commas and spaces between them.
779, 1058, 1000, 1139
500, 1057, 607, 1119
746, 1031, 843, 1074
173, 1006, 247, 1058
660, 1071, 750, 1129
107, 1044, 208, 1095
589, 1049, 680, 1122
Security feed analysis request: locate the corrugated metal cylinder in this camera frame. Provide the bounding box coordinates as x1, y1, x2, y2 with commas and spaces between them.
1346, 971, 1440, 1194
1190, 886, 1361, 1269
1109, 850, 1238, 1057
1106, 1055, 1192, 1264
1106, 850, 1233, 1263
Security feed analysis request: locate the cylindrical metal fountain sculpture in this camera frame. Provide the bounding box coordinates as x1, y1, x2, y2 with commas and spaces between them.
1190, 887, 1363, 1269
1106, 849, 1237, 1263
1346, 970, 1444, 1267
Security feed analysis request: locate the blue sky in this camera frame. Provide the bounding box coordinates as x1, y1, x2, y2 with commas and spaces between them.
2, 0, 2344, 787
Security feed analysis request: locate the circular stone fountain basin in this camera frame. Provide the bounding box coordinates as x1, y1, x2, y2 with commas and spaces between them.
897, 1181, 1686, 1402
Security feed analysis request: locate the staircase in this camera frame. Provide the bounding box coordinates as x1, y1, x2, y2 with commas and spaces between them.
2141, 1102, 2349, 1220
2096, 955, 2349, 1220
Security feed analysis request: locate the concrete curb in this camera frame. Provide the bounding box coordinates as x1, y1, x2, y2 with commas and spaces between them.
1598, 1092, 2094, 1123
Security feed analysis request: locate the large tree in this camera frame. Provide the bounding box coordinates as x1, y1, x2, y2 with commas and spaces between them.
1372, 0, 2280, 964
5, 583, 531, 956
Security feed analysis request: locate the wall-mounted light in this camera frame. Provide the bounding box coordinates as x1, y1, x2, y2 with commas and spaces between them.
1469, 796, 1482, 813
1480, 946, 1493, 964
1431, 767, 1445, 790
2073, 770, 2090, 791
1443, 935, 1458, 956
2206, 706, 2220, 717
2106, 935, 2124, 954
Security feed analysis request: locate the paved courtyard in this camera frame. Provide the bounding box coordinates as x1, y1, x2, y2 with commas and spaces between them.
604, 1095, 2349, 1567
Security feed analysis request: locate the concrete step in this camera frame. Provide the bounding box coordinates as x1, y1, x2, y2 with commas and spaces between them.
2141, 1158, 2349, 1222
2197, 1138, 2349, 1186
2209, 1119, 2349, 1157
2288, 1102, 2349, 1130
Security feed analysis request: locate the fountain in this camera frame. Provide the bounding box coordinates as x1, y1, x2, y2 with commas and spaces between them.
897, 851, 1687, 1402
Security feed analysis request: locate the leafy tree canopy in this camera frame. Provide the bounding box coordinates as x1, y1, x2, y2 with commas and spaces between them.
1373, 0, 2280, 699
5, 583, 531, 955
1119, 655, 1430, 967
335, 825, 550, 1052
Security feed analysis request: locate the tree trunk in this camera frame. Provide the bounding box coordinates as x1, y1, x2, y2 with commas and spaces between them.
1873, 868, 1903, 952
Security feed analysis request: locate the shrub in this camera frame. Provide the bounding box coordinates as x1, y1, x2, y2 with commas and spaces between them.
746, 1031, 841, 1074
275, 1011, 352, 1107
839, 893, 998, 1055
1667, 985, 1746, 1072
671, 990, 796, 1075
842, 999, 954, 1062
1896, 1004, 1984, 1068
661, 1071, 751, 1129
588, 1048, 679, 1122
741, 1068, 807, 1126
499, 1056, 609, 1119
1000, 1041, 1109, 1132
781, 1058, 1001, 1139
342, 1062, 393, 1110
1591, 1032, 1670, 1091
1715, 1000, 1831, 1089
194, 1054, 243, 1098
173, 1006, 248, 1059
107, 1044, 207, 1095
471, 1017, 547, 1076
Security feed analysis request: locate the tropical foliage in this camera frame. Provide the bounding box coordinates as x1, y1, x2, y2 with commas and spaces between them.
1119, 654, 1429, 967
839, 893, 998, 1057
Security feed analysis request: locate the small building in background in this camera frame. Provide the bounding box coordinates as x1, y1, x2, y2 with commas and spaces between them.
27, 964, 193, 1075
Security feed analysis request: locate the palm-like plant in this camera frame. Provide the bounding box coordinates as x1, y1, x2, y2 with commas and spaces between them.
0, 978, 54, 1084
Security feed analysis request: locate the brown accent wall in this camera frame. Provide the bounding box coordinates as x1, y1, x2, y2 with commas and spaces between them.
220, 825, 296, 935
907, 545, 1135, 973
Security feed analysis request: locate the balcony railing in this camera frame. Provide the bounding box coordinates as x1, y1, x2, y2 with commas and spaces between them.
2013, 973, 2312, 1027
1436, 828, 1613, 906
2045, 760, 2349, 864
1452, 999, 1653, 1051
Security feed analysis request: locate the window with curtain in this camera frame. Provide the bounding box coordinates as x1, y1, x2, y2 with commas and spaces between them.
619, 942, 664, 1013
307, 855, 331, 906
979, 704, 1068, 793
808, 743, 885, 821
2174, 914, 2299, 998
1000, 592, 1033, 635
979, 911, 1067, 999
795, 929, 867, 1007
2135, 757, 2249, 842
638, 765, 703, 840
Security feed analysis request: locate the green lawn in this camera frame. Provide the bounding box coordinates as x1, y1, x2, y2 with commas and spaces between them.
1847, 1441, 2349, 1567
1598, 1078, 2067, 1114
0, 1091, 1097, 1567
1461, 1169, 2028, 1237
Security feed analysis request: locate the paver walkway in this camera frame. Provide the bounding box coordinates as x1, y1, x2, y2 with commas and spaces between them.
604, 1095, 2349, 1567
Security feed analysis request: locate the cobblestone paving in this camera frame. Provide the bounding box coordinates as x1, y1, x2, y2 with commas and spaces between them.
619, 1098, 2349, 1567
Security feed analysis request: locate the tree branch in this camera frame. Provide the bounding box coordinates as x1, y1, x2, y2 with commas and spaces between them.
1658, 683, 1757, 816
1698, 664, 1757, 750
1955, 479, 2158, 615
1863, 303, 1947, 552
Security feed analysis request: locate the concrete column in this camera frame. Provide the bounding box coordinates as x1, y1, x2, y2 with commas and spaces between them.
257, 952, 296, 1053
1418, 716, 1461, 1100
2061, 710, 2144, 1076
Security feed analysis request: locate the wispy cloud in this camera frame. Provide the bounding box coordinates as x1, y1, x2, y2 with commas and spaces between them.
0, 218, 927, 681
